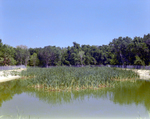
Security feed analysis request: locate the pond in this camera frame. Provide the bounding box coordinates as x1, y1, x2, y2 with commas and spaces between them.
0, 79, 150, 119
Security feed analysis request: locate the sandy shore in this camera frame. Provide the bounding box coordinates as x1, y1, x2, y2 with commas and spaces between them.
132, 69, 150, 80
122, 68, 150, 80
0, 68, 26, 83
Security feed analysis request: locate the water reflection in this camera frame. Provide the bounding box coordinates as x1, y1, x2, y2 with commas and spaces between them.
0, 79, 150, 112
109, 80, 150, 111
0, 80, 25, 107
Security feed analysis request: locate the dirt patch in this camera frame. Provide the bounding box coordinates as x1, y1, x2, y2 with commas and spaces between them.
121, 68, 150, 80
0, 68, 26, 83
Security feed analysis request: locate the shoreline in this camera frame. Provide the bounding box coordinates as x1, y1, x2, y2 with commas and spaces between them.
121, 68, 150, 80
0, 68, 26, 83
0, 68, 150, 83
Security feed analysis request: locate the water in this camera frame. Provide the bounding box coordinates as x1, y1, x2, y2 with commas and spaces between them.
0, 79, 150, 119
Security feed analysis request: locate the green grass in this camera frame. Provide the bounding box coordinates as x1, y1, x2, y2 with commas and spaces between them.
20, 66, 139, 91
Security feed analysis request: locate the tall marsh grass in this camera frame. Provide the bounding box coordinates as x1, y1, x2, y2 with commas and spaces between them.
20, 66, 139, 91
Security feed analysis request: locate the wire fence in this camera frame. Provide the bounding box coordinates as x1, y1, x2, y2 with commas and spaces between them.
0, 65, 26, 71
42, 65, 150, 70
108, 65, 150, 70
1, 65, 149, 70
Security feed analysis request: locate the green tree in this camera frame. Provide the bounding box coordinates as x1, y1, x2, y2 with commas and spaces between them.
78, 51, 85, 66
61, 48, 70, 66
39, 46, 61, 67
109, 37, 132, 65
134, 55, 145, 66
30, 53, 39, 66
110, 54, 119, 65
129, 37, 148, 65
99, 45, 111, 65
15, 45, 30, 66
143, 34, 150, 65
0, 44, 16, 66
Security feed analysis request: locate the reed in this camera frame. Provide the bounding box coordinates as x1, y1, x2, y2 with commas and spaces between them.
137, 111, 150, 119
20, 66, 139, 91
0, 116, 3, 118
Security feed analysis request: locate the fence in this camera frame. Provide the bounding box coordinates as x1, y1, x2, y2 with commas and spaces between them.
0, 65, 26, 70
21, 65, 150, 70
108, 65, 150, 70
47, 65, 150, 69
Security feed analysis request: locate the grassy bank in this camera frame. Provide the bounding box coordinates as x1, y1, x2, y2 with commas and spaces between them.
20, 66, 139, 91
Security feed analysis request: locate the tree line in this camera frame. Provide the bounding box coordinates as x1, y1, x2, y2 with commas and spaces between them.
0, 33, 150, 67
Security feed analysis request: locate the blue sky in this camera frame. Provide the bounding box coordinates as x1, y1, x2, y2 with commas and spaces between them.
0, 0, 150, 48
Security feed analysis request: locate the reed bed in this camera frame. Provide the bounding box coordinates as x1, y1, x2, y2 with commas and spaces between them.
20, 66, 139, 91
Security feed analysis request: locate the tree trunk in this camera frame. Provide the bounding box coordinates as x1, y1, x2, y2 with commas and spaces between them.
45, 63, 48, 68
119, 51, 124, 65
81, 57, 83, 67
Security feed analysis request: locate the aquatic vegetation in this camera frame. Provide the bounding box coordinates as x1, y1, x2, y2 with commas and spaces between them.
20, 66, 139, 91
0, 79, 150, 118
137, 111, 150, 119
0, 109, 31, 119
0, 116, 3, 118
